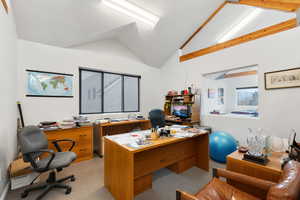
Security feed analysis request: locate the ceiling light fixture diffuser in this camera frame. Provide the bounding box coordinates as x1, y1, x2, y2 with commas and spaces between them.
102, 0, 160, 27
217, 8, 263, 43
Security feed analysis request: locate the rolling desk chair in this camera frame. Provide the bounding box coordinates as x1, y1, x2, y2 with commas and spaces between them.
149, 109, 165, 128
19, 126, 77, 200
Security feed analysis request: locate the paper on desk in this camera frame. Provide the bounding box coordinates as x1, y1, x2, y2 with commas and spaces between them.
174, 132, 199, 138
106, 133, 142, 149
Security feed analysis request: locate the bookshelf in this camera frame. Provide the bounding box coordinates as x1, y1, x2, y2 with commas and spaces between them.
164, 94, 200, 125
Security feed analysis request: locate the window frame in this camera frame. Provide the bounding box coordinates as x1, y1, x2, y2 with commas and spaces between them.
79, 67, 141, 115
235, 86, 258, 110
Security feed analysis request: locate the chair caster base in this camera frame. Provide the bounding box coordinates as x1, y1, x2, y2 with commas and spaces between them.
21, 191, 28, 198
65, 187, 72, 195
70, 176, 75, 182
20, 172, 75, 200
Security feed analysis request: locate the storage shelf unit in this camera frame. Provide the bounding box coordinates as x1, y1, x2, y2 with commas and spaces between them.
164, 94, 200, 125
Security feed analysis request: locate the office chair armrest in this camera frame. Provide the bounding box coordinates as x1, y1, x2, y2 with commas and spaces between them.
52, 139, 76, 152
26, 149, 56, 171
213, 168, 276, 191
176, 190, 198, 200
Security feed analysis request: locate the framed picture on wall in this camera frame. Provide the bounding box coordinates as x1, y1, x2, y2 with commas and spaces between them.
264, 67, 300, 90
26, 70, 74, 97
208, 88, 216, 99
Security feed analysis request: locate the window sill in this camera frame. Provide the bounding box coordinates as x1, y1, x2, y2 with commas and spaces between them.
204, 113, 259, 120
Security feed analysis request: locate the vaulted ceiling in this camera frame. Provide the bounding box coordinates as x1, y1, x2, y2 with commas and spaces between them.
11, 0, 298, 68
182, 3, 296, 55
12, 0, 224, 68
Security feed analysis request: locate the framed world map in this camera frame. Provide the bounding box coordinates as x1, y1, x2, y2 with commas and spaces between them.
27, 70, 73, 97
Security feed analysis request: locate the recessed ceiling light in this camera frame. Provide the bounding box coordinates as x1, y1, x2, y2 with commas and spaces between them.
102, 0, 160, 27
217, 8, 263, 43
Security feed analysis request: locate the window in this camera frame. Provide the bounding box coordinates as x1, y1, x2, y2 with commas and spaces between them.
236, 87, 258, 107
79, 68, 140, 114
103, 73, 122, 113
203, 66, 259, 118
80, 70, 102, 114
124, 76, 139, 112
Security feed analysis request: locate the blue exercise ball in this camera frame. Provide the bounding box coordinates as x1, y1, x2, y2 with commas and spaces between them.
209, 131, 237, 163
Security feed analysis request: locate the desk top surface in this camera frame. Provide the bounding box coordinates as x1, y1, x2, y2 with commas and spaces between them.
43, 125, 93, 132
97, 119, 150, 127
105, 128, 208, 153
227, 150, 286, 173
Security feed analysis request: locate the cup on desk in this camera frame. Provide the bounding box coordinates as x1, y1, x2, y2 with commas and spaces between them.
151, 131, 159, 140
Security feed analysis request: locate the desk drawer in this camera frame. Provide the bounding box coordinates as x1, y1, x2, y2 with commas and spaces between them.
78, 132, 92, 146
46, 132, 77, 141
74, 146, 93, 158
134, 139, 196, 178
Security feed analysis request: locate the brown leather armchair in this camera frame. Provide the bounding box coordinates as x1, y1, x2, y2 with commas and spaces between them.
176, 161, 300, 200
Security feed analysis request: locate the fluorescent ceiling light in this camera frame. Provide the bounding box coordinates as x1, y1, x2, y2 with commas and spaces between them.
102, 0, 160, 27
217, 8, 263, 43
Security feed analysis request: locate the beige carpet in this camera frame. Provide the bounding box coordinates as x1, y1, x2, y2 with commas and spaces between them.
6, 156, 225, 200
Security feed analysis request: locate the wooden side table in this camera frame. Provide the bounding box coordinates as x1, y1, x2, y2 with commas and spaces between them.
226, 151, 286, 198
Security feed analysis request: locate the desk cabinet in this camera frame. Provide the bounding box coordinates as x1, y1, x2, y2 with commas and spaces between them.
44, 126, 93, 163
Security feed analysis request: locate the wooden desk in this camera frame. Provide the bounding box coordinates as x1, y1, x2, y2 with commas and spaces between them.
94, 120, 151, 157
104, 133, 209, 200
227, 151, 285, 198
44, 126, 94, 163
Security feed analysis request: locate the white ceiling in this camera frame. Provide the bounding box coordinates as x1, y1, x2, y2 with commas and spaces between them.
12, 0, 224, 68
12, 0, 296, 68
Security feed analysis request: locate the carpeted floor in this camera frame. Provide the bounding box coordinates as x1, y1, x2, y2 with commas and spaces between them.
6, 156, 225, 200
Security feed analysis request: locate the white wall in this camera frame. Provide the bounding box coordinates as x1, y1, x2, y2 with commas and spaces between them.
0, 2, 18, 198
17, 39, 163, 125
161, 26, 300, 144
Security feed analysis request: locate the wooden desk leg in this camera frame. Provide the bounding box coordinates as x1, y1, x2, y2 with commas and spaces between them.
104, 139, 134, 200
97, 127, 103, 158
196, 134, 209, 171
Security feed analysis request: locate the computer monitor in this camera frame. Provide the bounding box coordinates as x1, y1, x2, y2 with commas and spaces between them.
172, 105, 190, 119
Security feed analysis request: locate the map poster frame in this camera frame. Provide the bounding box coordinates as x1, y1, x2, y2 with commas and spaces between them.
26, 69, 74, 98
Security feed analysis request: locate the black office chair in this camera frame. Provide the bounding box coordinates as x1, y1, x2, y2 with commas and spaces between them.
19, 126, 77, 200
149, 109, 165, 128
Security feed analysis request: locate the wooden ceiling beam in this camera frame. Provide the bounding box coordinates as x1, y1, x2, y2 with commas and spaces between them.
180, 1, 227, 50
180, 18, 297, 62
1, 0, 8, 13
264, 0, 300, 6
228, 0, 300, 11
224, 70, 257, 78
